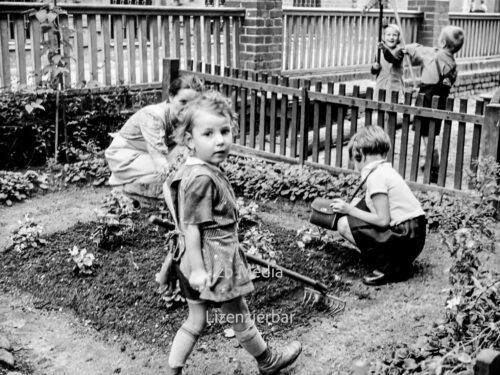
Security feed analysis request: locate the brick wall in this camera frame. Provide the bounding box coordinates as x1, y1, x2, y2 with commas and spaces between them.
226, 0, 283, 72
408, 0, 449, 46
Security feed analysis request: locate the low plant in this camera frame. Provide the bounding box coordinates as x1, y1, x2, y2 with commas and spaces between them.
224, 155, 359, 203
0, 170, 48, 206
368, 158, 500, 375
55, 141, 110, 186
10, 214, 47, 252
296, 226, 339, 252
69, 245, 96, 276
92, 189, 137, 249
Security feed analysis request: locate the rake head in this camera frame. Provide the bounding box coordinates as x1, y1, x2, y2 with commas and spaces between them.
303, 287, 346, 317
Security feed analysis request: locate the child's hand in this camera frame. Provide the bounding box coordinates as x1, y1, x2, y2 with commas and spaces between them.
377, 41, 387, 50
330, 199, 351, 215
189, 269, 209, 292
370, 63, 381, 75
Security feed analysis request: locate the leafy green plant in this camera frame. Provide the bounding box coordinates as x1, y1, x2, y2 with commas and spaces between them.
92, 189, 137, 249
0, 170, 48, 206
368, 158, 500, 375
56, 141, 110, 186
0, 86, 156, 169
26, 2, 72, 90
224, 155, 359, 203
10, 214, 47, 252
296, 226, 339, 252
69, 245, 96, 275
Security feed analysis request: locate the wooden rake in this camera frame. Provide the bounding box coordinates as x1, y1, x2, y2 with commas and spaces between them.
149, 215, 346, 317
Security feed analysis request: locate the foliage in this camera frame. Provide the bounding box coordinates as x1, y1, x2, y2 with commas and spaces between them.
224, 155, 359, 203
0, 87, 157, 169
92, 189, 137, 250
368, 158, 500, 375
242, 226, 277, 262
0, 170, 48, 206
26, 2, 72, 90
10, 214, 47, 253
296, 226, 339, 253
69, 245, 96, 276
55, 141, 110, 186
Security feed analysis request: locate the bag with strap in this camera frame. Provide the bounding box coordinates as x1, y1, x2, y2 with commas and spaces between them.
309, 162, 382, 230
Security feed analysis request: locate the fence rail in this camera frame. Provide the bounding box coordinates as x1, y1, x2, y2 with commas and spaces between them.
449, 12, 500, 59
0, 2, 244, 89
164, 59, 498, 192
282, 8, 422, 73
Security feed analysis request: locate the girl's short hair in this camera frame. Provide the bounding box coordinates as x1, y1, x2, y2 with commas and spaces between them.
174, 90, 238, 146
168, 75, 204, 97
347, 125, 391, 160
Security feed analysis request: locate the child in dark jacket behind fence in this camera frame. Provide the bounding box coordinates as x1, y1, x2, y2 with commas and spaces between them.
329, 125, 427, 286
404, 25, 465, 182
162, 91, 302, 375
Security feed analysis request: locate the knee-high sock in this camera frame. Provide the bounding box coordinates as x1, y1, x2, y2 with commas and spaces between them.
168, 323, 201, 368
234, 322, 267, 357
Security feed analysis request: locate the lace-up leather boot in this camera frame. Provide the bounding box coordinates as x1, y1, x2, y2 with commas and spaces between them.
257, 341, 302, 375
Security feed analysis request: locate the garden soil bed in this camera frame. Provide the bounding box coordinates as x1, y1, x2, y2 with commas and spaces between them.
0, 186, 453, 375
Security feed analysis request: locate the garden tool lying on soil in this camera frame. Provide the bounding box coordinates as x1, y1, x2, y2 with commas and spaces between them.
149, 215, 346, 317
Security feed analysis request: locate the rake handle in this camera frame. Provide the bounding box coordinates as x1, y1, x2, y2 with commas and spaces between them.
149, 215, 176, 231
245, 253, 329, 294
149, 215, 329, 294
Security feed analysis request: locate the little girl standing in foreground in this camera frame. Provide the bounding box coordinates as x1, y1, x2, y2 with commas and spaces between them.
330, 126, 427, 286
163, 91, 302, 375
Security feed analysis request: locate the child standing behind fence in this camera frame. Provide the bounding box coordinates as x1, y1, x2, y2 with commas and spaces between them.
404, 25, 465, 182
162, 91, 302, 375
329, 125, 427, 286
371, 23, 405, 102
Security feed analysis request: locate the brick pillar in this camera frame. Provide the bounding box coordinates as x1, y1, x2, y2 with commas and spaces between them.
226, 0, 283, 73
408, 0, 449, 47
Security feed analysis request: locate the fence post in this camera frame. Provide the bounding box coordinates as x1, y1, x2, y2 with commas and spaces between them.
162, 58, 180, 101
474, 349, 500, 375
480, 103, 500, 219
480, 103, 500, 162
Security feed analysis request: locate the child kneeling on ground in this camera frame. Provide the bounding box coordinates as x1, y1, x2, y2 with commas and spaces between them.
329, 125, 427, 286
163, 91, 302, 375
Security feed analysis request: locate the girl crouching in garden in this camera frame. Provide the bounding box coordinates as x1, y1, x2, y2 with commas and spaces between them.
163, 91, 302, 374
329, 125, 427, 286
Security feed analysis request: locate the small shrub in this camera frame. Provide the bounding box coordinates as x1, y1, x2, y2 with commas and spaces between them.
224, 155, 359, 203
69, 245, 96, 275
10, 214, 47, 252
296, 226, 339, 252
92, 189, 137, 249
0, 170, 48, 206
55, 141, 110, 186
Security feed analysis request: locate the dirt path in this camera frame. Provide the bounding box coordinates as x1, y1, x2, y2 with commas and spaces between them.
0, 186, 451, 375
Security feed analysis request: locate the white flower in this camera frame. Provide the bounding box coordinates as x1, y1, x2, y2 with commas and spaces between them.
446, 295, 461, 310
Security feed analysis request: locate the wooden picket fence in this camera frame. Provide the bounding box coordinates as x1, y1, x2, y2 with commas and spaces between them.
0, 2, 244, 89
282, 8, 422, 72
449, 12, 500, 59
282, 8, 500, 74
163, 59, 500, 193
